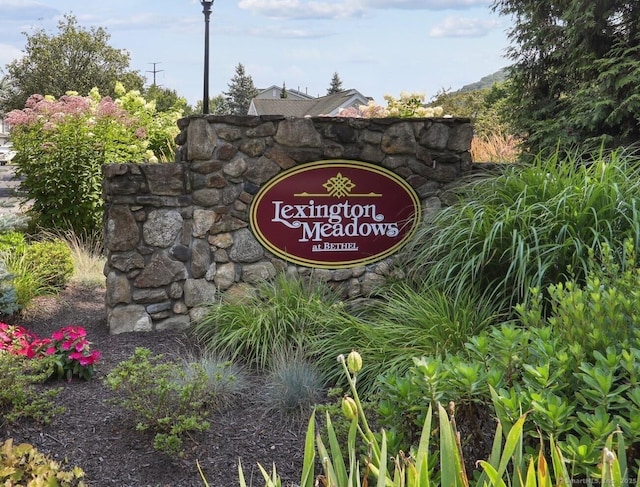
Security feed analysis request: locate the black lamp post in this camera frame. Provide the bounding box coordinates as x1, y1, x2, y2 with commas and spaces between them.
201, 0, 214, 114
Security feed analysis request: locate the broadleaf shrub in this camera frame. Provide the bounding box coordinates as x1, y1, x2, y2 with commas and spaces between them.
105, 347, 227, 456
0, 352, 63, 426
4, 85, 181, 234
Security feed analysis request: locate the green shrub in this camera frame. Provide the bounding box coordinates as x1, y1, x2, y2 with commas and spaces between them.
0, 230, 26, 252
105, 347, 221, 457
24, 238, 74, 288
0, 438, 86, 486
519, 239, 640, 355
228, 351, 632, 487
5, 86, 181, 235
377, 321, 640, 477
2, 237, 74, 306
0, 352, 63, 426
402, 148, 640, 314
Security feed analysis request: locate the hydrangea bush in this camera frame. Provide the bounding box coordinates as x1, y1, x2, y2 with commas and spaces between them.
337, 91, 446, 118
3, 83, 182, 234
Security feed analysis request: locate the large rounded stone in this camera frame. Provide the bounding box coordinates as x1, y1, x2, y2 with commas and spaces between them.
143, 209, 183, 247
105, 206, 139, 251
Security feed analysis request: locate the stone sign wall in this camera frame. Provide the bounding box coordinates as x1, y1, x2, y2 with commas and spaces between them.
103, 115, 473, 333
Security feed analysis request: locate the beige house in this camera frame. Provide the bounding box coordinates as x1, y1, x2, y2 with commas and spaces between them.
248, 88, 371, 117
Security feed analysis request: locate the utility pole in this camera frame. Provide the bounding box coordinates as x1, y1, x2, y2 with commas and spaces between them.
147, 62, 163, 86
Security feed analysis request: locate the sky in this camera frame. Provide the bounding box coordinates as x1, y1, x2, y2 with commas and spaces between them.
0, 0, 513, 108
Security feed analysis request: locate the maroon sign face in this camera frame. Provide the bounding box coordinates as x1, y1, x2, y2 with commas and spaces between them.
250, 160, 421, 269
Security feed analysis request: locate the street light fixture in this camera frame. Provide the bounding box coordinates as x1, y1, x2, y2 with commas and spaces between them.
201, 0, 214, 114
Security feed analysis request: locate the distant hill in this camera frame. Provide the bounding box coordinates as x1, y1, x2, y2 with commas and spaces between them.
458, 68, 508, 92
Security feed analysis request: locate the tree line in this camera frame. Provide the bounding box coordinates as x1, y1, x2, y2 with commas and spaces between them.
0, 15, 346, 119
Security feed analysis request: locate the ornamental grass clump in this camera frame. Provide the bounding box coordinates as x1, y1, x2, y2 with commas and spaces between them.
311, 282, 501, 396
262, 349, 325, 419
403, 147, 640, 314
192, 272, 346, 369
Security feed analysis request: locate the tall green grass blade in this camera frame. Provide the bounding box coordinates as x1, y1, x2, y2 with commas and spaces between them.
326, 412, 349, 487
415, 404, 433, 487
476, 461, 507, 487
300, 410, 317, 487
317, 432, 339, 487
549, 437, 571, 487
438, 403, 464, 487
378, 431, 389, 487
523, 457, 537, 487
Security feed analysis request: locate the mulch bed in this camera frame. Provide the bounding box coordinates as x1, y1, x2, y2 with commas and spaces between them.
2, 284, 307, 487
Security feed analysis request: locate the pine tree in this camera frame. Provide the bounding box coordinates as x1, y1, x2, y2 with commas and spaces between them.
327, 72, 343, 95
493, 0, 640, 155
280, 82, 288, 99
224, 63, 259, 115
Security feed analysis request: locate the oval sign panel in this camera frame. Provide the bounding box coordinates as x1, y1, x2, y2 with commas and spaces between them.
250, 160, 421, 269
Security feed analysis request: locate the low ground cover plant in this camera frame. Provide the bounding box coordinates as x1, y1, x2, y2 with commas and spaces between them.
0, 438, 86, 486
0, 352, 63, 426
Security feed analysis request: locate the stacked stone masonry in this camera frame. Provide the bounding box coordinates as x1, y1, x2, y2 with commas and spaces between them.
103, 115, 473, 333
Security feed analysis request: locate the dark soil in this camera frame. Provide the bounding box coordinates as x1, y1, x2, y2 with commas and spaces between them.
2, 284, 307, 487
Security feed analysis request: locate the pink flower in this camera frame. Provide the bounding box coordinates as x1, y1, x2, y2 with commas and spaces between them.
68, 351, 84, 360
134, 127, 147, 139
25, 94, 44, 109
79, 351, 101, 366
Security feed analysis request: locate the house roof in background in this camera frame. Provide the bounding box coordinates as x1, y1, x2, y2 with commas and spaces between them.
255, 85, 315, 100
248, 89, 370, 117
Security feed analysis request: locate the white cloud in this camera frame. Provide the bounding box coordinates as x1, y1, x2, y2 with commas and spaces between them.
238, 0, 366, 20
244, 25, 335, 38
0, 0, 59, 19
429, 15, 498, 37
238, 0, 491, 19
365, 0, 490, 9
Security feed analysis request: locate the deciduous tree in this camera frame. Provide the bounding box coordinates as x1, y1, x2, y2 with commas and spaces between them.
1, 14, 144, 112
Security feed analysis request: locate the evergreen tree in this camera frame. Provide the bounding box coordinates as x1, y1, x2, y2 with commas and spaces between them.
1, 14, 144, 112
280, 82, 288, 99
492, 0, 640, 156
224, 63, 258, 115
327, 72, 343, 94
